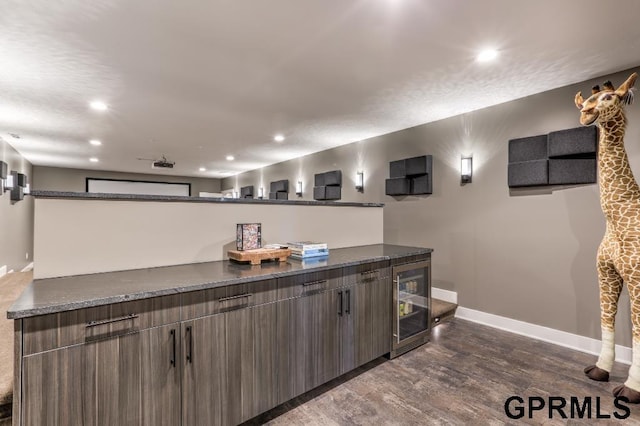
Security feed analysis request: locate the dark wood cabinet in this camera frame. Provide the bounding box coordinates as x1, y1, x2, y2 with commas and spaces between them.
16, 253, 428, 426
22, 325, 180, 426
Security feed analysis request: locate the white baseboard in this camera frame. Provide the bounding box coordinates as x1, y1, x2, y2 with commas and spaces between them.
455, 306, 632, 365
0, 265, 6, 278
21, 262, 34, 272
432, 287, 457, 304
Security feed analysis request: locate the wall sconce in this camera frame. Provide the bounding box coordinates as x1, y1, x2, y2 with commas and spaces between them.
461, 155, 473, 184
233, 191, 239, 199
258, 187, 264, 199
4, 172, 15, 191
355, 171, 364, 192
296, 180, 303, 196
9, 171, 27, 201
0, 161, 7, 192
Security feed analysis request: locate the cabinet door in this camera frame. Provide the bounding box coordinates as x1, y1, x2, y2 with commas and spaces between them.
339, 286, 357, 374
22, 344, 83, 426
354, 282, 374, 367
315, 289, 340, 385
225, 307, 254, 425
140, 324, 181, 426
182, 314, 227, 426
82, 331, 144, 425
277, 290, 340, 403
370, 276, 392, 358
252, 302, 278, 418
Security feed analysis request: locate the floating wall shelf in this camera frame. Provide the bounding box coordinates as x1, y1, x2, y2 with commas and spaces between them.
385, 155, 432, 196
508, 126, 597, 188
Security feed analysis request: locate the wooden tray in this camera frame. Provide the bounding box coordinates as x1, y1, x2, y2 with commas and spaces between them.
227, 248, 292, 265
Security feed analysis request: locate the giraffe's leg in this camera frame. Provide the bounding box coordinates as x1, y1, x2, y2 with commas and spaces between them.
613, 274, 640, 403
585, 244, 623, 381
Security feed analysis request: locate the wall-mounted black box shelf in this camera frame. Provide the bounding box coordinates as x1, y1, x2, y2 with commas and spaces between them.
314, 170, 342, 200
385, 178, 410, 195
313, 186, 341, 200
548, 126, 597, 158
269, 192, 289, 200
508, 127, 597, 188
385, 155, 432, 195
240, 185, 254, 198
508, 159, 549, 187
549, 159, 597, 185
269, 180, 289, 193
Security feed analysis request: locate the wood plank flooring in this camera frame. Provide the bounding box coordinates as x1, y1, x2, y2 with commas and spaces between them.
248, 319, 640, 425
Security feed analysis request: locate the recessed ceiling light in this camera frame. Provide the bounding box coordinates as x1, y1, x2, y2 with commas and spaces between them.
477, 49, 499, 62
226, 155, 235, 161
89, 157, 99, 162
90, 100, 108, 111
89, 139, 102, 146
274, 134, 285, 142
199, 167, 206, 172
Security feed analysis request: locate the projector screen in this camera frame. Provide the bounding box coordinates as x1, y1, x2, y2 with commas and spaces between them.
86, 178, 191, 196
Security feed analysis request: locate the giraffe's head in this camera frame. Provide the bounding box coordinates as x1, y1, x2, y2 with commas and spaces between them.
575, 72, 637, 126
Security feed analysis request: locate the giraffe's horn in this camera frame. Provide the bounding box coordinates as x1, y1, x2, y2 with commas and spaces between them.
615, 72, 638, 100
603, 81, 615, 91
592, 85, 601, 94
575, 91, 585, 109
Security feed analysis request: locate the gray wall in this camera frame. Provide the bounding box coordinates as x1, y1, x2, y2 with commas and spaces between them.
0, 137, 34, 273
224, 67, 640, 346
33, 166, 222, 196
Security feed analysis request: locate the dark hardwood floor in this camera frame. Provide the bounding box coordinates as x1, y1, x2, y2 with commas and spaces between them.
251, 319, 640, 425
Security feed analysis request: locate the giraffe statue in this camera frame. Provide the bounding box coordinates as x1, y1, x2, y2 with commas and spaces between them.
575, 72, 640, 402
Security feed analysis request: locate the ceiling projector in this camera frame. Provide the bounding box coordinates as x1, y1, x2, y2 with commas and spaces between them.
151, 156, 175, 169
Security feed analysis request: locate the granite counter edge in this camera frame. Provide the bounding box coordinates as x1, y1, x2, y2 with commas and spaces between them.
8, 250, 432, 319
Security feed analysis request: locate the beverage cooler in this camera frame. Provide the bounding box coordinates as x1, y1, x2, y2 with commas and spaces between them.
390, 259, 431, 358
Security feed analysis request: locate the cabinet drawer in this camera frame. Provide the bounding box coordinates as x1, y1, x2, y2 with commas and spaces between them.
182, 278, 277, 320
390, 253, 430, 266
343, 261, 390, 286
23, 294, 181, 355
277, 268, 343, 299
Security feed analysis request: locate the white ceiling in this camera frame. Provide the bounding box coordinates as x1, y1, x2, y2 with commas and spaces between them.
2, 0, 640, 178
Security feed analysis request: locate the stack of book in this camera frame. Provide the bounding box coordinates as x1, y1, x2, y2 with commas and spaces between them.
287, 241, 329, 260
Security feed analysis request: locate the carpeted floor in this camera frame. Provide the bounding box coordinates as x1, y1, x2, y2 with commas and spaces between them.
0, 271, 32, 421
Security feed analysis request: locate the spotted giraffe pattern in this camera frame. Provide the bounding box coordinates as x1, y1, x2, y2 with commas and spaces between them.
576, 72, 640, 396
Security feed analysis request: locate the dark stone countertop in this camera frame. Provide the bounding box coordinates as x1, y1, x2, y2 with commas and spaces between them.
30, 190, 384, 208
8, 244, 432, 319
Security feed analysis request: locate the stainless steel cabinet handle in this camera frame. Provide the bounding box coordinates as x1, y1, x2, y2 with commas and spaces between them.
218, 293, 252, 303
170, 329, 176, 367
302, 279, 328, 287
186, 326, 193, 364
345, 289, 351, 315
86, 313, 138, 328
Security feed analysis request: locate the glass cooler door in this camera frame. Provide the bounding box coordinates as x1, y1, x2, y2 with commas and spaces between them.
393, 260, 430, 352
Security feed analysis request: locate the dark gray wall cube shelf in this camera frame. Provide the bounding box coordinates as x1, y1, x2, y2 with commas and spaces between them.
548, 126, 598, 158
240, 185, 254, 198
385, 155, 432, 196
385, 178, 410, 195
549, 159, 597, 185
508, 160, 549, 187
313, 170, 342, 200
269, 180, 289, 193
508, 127, 597, 188
508, 135, 548, 162
269, 192, 289, 200
390, 160, 406, 178
313, 185, 341, 200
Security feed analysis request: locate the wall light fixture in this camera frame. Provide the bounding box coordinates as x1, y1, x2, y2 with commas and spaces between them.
461, 156, 473, 184
355, 171, 364, 192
